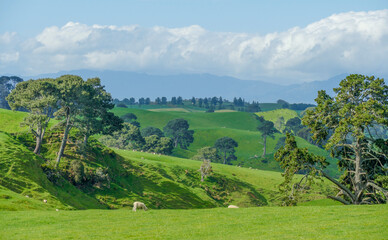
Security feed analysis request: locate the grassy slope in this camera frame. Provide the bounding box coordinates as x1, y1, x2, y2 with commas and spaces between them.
112, 107, 338, 175
0, 108, 28, 133
0, 132, 103, 210
1, 204, 387, 239
0, 108, 335, 211
256, 108, 299, 131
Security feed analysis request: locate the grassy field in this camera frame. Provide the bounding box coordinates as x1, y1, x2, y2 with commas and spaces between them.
256, 109, 299, 131
1, 204, 386, 239
111, 107, 338, 175
0, 127, 333, 211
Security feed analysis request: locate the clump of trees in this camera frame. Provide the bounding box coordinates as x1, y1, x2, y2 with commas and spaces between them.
214, 137, 238, 164
100, 118, 194, 155
163, 119, 194, 149
6, 75, 123, 168
275, 74, 388, 205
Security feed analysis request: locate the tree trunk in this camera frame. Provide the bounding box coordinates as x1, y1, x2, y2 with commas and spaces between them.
262, 135, 267, 158
354, 141, 363, 204
34, 134, 42, 154
55, 113, 71, 168
174, 137, 179, 148
83, 135, 89, 146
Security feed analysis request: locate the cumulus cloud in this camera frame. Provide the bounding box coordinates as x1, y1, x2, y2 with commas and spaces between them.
1, 10, 388, 83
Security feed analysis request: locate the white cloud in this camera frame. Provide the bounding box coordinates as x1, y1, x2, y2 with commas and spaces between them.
1, 10, 388, 83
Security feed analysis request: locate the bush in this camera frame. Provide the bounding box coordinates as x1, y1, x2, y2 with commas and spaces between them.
69, 160, 85, 185
41, 163, 61, 184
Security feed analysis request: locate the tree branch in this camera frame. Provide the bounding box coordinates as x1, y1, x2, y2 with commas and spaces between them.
321, 171, 356, 202
328, 195, 350, 205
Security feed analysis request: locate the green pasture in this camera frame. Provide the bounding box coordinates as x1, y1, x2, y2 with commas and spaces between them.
1, 204, 386, 239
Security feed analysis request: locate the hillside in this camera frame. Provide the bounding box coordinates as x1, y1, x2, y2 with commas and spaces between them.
0, 109, 335, 210
111, 107, 339, 176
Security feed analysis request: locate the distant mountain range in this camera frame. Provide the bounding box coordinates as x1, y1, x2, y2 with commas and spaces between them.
22, 70, 350, 103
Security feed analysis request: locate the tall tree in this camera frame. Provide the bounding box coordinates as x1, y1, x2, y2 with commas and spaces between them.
214, 137, 238, 164
276, 74, 388, 205
54, 75, 91, 168
155, 97, 161, 105
257, 119, 277, 157
171, 96, 177, 105
177, 96, 183, 105
74, 78, 123, 146
301, 74, 388, 204
6, 78, 58, 154
161, 97, 167, 105
191, 97, 196, 105
138, 97, 145, 105
163, 118, 194, 149
198, 98, 203, 107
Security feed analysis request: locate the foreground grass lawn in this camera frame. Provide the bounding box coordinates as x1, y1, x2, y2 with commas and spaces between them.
1, 205, 387, 239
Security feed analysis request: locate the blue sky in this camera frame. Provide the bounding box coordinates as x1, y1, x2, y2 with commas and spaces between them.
2, 0, 387, 35
1, 0, 387, 84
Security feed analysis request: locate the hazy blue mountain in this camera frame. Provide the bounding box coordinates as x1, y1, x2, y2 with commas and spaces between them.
24, 70, 349, 103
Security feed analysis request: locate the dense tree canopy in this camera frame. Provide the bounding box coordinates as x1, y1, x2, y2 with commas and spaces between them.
214, 137, 238, 164
163, 118, 194, 149
277, 74, 388, 205
141, 126, 164, 138
7, 78, 58, 154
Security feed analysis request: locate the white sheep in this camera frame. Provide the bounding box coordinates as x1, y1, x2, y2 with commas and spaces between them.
132, 201, 148, 211
43, 199, 47, 203
228, 205, 239, 208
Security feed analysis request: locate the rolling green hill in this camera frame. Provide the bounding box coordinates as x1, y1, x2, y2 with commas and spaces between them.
0, 130, 332, 211
111, 107, 338, 175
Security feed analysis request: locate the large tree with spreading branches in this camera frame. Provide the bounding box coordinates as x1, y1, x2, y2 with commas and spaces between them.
276, 74, 388, 205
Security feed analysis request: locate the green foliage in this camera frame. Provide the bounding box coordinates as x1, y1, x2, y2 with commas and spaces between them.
163, 118, 194, 149
74, 77, 123, 145
275, 133, 328, 206
214, 137, 238, 165
141, 126, 164, 137
69, 160, 85, 185
303, 74, 388, 204
144, 135, 174, 154
99, 123, 145, 150
192, 147, 221, 163
6, 78, 58, 154
284, 117, 303, 134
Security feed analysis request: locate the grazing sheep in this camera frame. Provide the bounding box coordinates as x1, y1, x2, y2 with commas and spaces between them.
133, 201, 148, 211
43, 199, 47, 203
228, 205, 239, 208
56, 209, 59, 212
